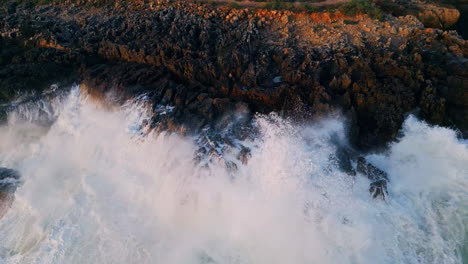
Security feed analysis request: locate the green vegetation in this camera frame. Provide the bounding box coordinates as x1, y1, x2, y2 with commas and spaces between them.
4, 0, 385, 18
263, 0, 295, 10
228, 2, 243, 9
299, 2, 319, 12
262, 0, 322, 12
225, 0, 384, 17
0, 0, 60, 5
2, 0, 113, 7
375, 1, 403, 16
252, 0, 385, 19
343, 19, 358, 24
313, 24, 325, 31
339, 0, 383, 20
28, 0, 60, 4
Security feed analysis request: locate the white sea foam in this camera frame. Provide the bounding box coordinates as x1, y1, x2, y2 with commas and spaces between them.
0, 85, 466, 264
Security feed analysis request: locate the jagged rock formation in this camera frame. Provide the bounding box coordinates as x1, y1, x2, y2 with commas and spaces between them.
416, 3, 460, 28
356, 157, 389, 199
0, 0, 467, 149
377, 0, 461, 28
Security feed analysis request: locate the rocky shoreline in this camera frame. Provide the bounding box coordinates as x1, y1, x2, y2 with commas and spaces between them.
0, 0, 467, 149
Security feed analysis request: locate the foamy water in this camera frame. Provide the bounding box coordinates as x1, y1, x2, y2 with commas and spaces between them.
0, 86, 466, 264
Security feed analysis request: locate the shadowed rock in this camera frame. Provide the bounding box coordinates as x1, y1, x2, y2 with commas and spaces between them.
330, 142, 389, 199
0, 168, 21, 219
369, 179, 388, 199
334, 147, 357, 176
357, 157, 389, 199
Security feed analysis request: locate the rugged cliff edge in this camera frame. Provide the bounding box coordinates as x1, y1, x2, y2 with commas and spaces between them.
0, 0, 467, 149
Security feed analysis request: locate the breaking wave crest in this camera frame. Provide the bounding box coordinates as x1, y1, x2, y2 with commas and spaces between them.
0, 85, 466, 264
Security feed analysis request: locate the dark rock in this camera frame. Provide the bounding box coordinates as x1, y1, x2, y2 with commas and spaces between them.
0, 168, 21, 219
369, 179, 388, 200
237, 147, 251, 165
357, 157, 389, 199
447, 75, 468, 135
6, 2, 17, 15
335, 148, 357, 176
357, 157, 388, 181
0, 167, 19, 191
0, 0, 466, 150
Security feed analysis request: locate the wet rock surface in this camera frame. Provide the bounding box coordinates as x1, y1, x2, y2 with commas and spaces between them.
357, 156, 389, 199
332, 144, 390, 199
0, 0, 467, 149
0, 168, 21, 219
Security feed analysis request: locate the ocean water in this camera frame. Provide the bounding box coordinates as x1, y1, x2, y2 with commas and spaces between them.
0, 85, 466, 264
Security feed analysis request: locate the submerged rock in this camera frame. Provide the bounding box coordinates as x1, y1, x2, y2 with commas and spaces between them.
369, 179, 388, 199
0, 168, 21, 219
334, 147, 357, 176
357, 157, 389, 199
357, 157, 388, 181
330, 142, 389, 200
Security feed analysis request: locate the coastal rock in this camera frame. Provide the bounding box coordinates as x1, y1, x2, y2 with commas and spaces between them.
0, 0, 467, 149
369, 179, 388, 199
376, 0, 461, 29
0, 168, 21, 219
416, 4, 461, 28
357, 157, 389, 199
447, 75, 468, 135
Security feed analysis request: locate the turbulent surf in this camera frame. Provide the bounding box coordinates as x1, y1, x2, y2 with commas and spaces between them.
0, 86, 466, 264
